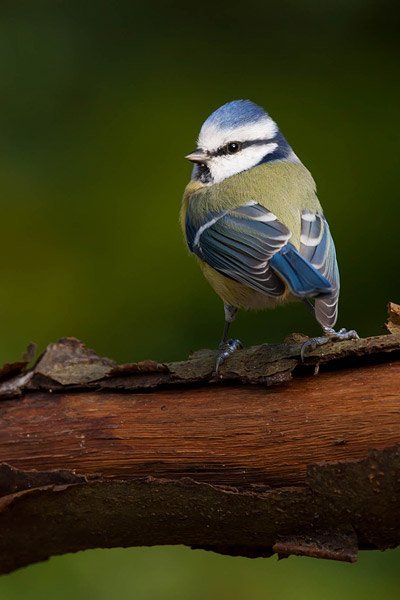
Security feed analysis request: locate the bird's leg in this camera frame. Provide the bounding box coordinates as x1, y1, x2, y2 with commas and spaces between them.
300, 299, 359, 361
215, 305, 242, 372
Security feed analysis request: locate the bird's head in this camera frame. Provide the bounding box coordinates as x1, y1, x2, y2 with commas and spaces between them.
186, 100, 296, 185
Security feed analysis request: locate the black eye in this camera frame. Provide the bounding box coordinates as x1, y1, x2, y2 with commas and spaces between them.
227, 142, 241, 154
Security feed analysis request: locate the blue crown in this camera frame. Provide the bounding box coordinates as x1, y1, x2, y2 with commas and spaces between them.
204, 100, 268, 130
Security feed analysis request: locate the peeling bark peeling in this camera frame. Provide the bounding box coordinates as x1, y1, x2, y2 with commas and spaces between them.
0, 303, 399, 573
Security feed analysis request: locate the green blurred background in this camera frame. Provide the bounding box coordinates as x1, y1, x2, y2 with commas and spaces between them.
0, 0, 399, 597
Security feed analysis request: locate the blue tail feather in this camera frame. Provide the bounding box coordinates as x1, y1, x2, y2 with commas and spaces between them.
270, 244, 332, 297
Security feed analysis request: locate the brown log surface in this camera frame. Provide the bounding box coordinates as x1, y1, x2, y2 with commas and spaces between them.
0, 361, 399, 487
0, 308, 399, 573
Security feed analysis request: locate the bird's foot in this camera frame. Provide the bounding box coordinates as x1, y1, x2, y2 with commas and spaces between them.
215, 339, 243, 373
300, 327, 359, 362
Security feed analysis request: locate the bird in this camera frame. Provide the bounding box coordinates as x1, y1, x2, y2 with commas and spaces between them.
180, 100, 358, 370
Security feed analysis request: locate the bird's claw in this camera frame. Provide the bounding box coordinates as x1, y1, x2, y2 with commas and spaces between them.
300, 327, 359, 362
215, 338, 243, 373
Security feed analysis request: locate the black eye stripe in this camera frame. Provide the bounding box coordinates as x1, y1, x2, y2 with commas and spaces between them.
209, 138, 274, 158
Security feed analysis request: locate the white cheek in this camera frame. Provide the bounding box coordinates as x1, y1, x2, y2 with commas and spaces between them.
209, 143, 278, 184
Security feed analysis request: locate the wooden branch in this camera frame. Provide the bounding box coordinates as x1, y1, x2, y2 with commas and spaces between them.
0, 303, 399, 573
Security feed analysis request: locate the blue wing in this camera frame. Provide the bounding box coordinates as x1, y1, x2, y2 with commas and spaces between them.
186, 202, 332, 299
300, 211, 340, 327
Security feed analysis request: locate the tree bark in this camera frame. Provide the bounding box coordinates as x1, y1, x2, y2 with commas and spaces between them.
0, 304, 399, 573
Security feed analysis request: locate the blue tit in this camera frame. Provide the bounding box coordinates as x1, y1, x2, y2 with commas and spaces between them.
180, 100, 358, 368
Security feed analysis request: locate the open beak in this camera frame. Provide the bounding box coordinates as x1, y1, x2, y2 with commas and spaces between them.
185, 149, 209, 163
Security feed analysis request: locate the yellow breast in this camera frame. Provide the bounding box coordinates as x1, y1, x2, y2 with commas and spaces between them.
180, 163, 317, 310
